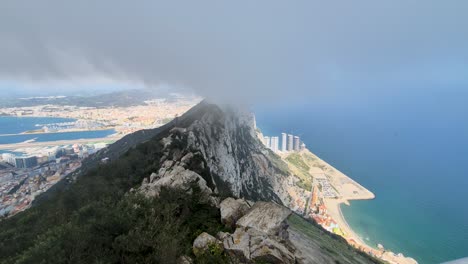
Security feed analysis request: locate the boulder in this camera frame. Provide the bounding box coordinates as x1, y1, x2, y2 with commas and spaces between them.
216, 231, 230, 240
192, 232, 219, 257
237, 202, 292, 236
250, 237, 295, 264
223, 225, 296, 264
222, 228, 251, 261
180, 152, 194, 164
142, 166, 212, 197
220, 198, 250, 227
149, 172, 158, 183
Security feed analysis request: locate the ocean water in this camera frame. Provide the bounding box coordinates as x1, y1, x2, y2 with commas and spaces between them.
0, 117, 115, 145
254, 95, 468, 264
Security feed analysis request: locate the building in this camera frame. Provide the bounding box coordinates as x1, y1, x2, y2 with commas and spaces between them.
281, 133, 287, 152
2, 153, 16, 165
294, 136, 300, 151
2, 153, 37, 168
15, 156, 38, 169
287, 134, 294, 151
300, 142, 306, 150
271, 136, 279, 152
264, 136, 271, 148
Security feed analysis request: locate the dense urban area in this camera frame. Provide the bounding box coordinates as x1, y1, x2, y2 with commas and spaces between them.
0, 93, 200, 217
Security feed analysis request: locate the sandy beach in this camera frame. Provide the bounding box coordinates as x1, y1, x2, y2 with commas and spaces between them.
281, 149, 417, 264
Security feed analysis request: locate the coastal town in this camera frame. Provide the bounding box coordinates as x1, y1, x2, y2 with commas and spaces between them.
262, 132, 418, 264
0, 95, 201, 217
0, 95, 201, 135
0, 143, 103, 217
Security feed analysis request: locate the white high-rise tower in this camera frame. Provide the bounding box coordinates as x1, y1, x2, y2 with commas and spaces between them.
264, 136, 271, 148
287, 134, 293, 151
281, 133, 287, 152
271, 136, 279, 152
293, 136, 300, 151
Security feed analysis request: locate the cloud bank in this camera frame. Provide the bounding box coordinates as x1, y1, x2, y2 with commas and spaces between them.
1, 1, 467, 103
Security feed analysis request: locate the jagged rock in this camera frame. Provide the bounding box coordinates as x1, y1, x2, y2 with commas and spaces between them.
237, 202, 292, 236
183, 103, 290, 204
140, 166, 213, 200
149, 172, 158, 182
163, 160, 174, 169
170, 127, 187, 134
216, 231, 230, 240
250, 237, 295, 264
222, 227, 251, 261
161, 136, 172, 148
223, 224, 295, 264
192, 232, 220, 257
220, 198, 250, 228
180, 152, 194, 164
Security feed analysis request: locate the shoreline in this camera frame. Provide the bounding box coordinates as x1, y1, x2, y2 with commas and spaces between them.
281, 148, 417, 264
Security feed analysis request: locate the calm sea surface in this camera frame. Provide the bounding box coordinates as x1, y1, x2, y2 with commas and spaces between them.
254, 95, 468, 264
0, 116, 115, 145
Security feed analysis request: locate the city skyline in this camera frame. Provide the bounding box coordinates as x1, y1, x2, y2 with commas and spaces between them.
263, 132, 305, 153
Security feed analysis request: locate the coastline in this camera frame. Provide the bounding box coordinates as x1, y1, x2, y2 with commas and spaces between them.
281, 148, 417, 264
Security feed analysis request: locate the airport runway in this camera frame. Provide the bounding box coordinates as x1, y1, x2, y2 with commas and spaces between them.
0, 136, 122, 150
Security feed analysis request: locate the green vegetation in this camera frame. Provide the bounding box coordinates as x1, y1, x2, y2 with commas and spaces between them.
286, 153, 310, 172
285, 153, 313, 191
0, 134, 227, 264
295, 178, 312, 191
302, 151, 318, 163
287, 214, 383, 264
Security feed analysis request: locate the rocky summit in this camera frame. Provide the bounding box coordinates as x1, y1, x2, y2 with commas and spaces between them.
139, 101, 291, 205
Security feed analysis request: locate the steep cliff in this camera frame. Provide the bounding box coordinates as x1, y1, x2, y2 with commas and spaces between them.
139, 101, 291, 204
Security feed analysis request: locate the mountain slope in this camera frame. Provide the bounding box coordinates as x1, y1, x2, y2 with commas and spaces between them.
0, 101, 379, 264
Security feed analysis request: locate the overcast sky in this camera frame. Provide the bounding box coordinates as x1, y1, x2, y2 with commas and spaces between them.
0, 1, 467, 103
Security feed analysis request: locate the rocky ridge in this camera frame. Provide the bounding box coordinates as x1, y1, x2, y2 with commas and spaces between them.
139, 101, 295, 206
134, 101, 380, 264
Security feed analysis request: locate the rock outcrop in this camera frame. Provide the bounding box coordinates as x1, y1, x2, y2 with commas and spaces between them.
236, 201, 292, 236
219, 197, 250, 228
194, 198, 297, 264
138, 101, 293, 206
192, 232, 222, 257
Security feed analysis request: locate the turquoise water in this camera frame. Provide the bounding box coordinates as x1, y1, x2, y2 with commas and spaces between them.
0, 117, 115, 145
254, 95, 468, 264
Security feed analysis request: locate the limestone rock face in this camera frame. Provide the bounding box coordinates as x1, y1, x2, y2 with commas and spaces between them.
250, 237, 295, 264
141, 165, 212, 199
222, 227, 251, 261
216, 231, 230, 241
138, 101, 295, 209
192, 232, 220, 257
220, 198, 250, 228
236, 201, 292, 236
217, 200, 296, 264
184, 106, 291, 204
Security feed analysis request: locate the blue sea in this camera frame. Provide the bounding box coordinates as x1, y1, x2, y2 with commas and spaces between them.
254, 94, 468, 264
0, 116, 115, 147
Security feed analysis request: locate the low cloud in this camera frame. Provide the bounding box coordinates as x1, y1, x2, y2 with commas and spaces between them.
1, 1, 467, 103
